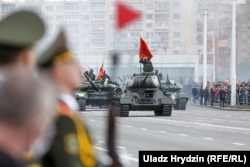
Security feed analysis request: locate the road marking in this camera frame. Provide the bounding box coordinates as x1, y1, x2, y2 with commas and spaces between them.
232, 142, 245, 146
212, 118, 225, 121
139, 117, 250, 132
90, 119, 95, 122
94, 146, 138, 162
179, 134, 187, 137
158, 131, 166, 134
202, 137, 214, 140
126, 125, 132, 128
98, 140, 104, 143
141, 128, 148, 131
230, 121, 244, 124
226, 115, 232, 117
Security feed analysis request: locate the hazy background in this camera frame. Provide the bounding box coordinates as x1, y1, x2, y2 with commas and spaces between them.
0, 0, 249, 84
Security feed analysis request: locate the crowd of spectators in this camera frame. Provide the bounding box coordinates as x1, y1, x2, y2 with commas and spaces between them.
189, 80, 250, 107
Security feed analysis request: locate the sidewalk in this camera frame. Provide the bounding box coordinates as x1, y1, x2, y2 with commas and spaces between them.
190, 102, 250, 112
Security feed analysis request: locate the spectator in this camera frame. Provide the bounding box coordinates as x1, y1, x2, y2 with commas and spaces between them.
203, 86, 209, 106
219, 86, 226, 107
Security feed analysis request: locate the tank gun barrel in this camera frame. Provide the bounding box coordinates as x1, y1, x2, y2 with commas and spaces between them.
83, 72, 99, 91
141, 74, 149, 84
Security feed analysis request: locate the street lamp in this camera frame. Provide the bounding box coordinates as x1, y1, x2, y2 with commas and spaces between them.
203, 5, 208, 89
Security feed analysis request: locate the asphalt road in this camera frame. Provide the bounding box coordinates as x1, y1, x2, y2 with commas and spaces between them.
78, 102, 250, 166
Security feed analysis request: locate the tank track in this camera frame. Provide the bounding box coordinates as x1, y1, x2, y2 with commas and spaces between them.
162, 104, 172, 116
154, 104, 172, 116
120, 104, 129, 117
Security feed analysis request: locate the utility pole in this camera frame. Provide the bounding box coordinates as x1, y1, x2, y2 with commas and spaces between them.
203, 5, 208, 89
212, 36, 216, 82
230, 0, 236, 106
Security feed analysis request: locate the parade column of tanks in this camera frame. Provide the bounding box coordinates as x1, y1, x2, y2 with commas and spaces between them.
114, 63, 173, 117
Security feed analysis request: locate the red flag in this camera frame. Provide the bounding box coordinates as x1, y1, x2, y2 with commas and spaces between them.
116, 1, 141, 30
139, 37, 153, 60
97, 63, 104, 80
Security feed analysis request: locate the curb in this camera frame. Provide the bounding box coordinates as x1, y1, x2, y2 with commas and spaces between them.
190, 103, 250, 112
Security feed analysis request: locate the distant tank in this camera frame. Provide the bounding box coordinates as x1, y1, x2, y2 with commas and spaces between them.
115, 63, 173, 117
74, 72, 122, 111
161, 76, 189, 110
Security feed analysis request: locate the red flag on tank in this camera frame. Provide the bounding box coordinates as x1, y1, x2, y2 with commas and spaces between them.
97, 62, 104, 80
139, 37, 153, 60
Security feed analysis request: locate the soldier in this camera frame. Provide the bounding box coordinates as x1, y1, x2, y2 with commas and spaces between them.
37, 30, 97, 167
0, 10, 54, 167
0, 10, 45, 73
88, 69, 96, 80
0, 71, 56, 167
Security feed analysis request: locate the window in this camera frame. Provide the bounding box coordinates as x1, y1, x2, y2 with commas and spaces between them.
56, 6, 63, 11
146, 23, 152, 28
146, 32, 153, 38
1, 4, 15, 12
65, 15, 79, 20
146, 3, 153, 10
156, 32, 168, 37
83, 15, 90, 20
92, 14, 105, 20
174, 50, 180, 55
92, 23, 105, 29
155, 2, 169, 10
174, 32, 181, 38
173, 3, 180, 10
146, 14, 153, 20
57, 16, 63, 21
46, 6, 53, 12
64, 5, 78, 11
155, 14, 169, 20
174, 22, 180, 27
174, 13, 180, 19
46, 16, 53, 21
91, 3, 105, 10
155, 22, 168, 28
174, 41, 181, 47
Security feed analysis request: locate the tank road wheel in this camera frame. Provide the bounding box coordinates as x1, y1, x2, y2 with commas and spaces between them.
120, 104, 129, 117
162, 104, 172, 116
78, 99, 86, 111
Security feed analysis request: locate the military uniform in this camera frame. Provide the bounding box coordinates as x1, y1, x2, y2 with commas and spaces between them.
0, 151, 24, 167
0, 10, 45, 167
88, 70, 96, 80
37, 30, 97, 167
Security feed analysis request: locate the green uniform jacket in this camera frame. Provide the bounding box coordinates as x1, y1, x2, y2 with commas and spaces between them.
41, 107, 97, 167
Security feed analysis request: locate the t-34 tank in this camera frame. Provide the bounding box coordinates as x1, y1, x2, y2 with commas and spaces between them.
116, 64, 173, 117
74, 72, 122, 111
161, 77, 189, 110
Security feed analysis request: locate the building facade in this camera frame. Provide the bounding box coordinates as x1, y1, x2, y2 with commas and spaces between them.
0, 0, 197, 83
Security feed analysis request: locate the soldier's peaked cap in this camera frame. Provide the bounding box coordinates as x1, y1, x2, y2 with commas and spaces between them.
38, 29, 72, 68
0, 10, 45, 48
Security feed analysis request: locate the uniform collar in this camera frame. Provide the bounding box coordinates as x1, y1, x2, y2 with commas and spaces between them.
58, 93, 79, 112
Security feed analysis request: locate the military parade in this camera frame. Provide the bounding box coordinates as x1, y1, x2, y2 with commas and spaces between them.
1, 0, 250, 167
